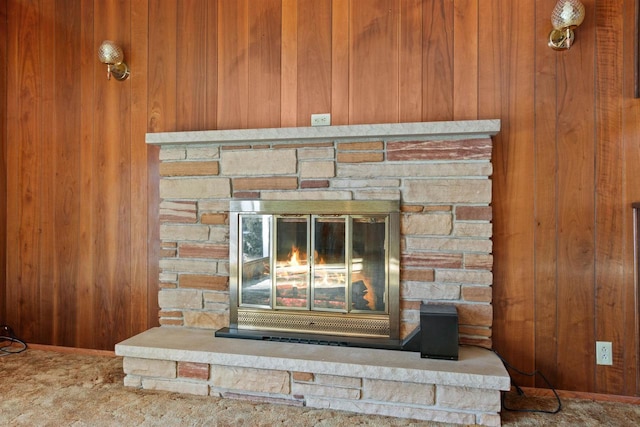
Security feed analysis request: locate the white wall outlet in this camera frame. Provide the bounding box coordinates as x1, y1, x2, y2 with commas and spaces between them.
311, 113, 331, 126
596, 341, 613, 366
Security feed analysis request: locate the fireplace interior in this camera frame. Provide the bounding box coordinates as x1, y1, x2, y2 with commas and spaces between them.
216, 200, 423, 351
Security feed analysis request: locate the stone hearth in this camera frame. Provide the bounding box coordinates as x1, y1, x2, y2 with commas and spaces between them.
115, 120, 510, 426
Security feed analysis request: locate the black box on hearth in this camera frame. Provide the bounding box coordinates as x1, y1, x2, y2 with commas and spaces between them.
419, 303, 459, 360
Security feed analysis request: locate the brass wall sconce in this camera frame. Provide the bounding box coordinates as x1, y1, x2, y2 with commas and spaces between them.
548, 0, 586, 50
97, 40, 130, 81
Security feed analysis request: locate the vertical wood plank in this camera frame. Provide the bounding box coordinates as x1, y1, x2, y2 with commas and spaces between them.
217, 0, 249, 129
555, 0, 596, 392
595, 0, 626, 394
148, 0, 177, 133
533, 0, 560, 388
77, 0, 95, 348
205, 1, 218, 129
479, 0, 536, 386
247, 0, 281, 128
331, 0, 349, 125
93, 0, 133, 348
52, 0, 81, 345
349, 0, 399, 124
176, 0, 208, 131
422, 0, 453, 121
0, 0, 6, 323
6, 0, 43, 341
297, 0, 331, 126
281, 0, 297, 127
398, 0, 422, 122
131, 0, 153, 336
453, 0, 478, 120
623, 0, 640, 396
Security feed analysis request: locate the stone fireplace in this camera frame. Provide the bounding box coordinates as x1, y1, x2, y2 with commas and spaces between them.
115, 120, 511, 426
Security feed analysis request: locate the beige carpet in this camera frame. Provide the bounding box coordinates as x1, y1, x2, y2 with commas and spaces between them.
0, 348, 638, 426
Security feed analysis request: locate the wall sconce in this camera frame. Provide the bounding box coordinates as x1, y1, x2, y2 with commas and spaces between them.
548, 0, 586, 50
97, 40, 130, 81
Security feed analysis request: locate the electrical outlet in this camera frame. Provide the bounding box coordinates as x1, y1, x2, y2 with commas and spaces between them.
311, 113, 331, 126
596, 341, 613, 366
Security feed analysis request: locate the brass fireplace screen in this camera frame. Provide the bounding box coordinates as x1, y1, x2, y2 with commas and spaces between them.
223, 200, 400, 341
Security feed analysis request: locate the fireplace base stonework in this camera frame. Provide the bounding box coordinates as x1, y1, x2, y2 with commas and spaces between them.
117, 327, 509, 426
116, 120, 510, 425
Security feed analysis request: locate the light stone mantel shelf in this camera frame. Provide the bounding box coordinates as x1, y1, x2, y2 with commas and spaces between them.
146, 119, 500, 146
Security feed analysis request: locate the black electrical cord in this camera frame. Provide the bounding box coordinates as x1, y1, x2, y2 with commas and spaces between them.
0, 325, 28, 356
464, 344, 562, 415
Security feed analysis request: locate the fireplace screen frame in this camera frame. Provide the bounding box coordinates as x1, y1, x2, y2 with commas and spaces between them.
228, 200, 400, 340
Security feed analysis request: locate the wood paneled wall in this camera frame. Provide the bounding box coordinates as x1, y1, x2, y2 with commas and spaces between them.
2, 0, 155, 349
2, 0, 639, 396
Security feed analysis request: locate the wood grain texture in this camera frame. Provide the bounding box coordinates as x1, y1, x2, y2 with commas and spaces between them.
331, 0, 349, 125
297, 0, 331, 126
0, 0, 6, 324
280, 0, 297, 127
349, 0, 399, 124
422, 0, 453, 121
452, 0, 477, 120
623, 0, 640, 396
399, 0, 423, 122
479, 0, 536, 387
595, 0, 626, 395
533, 0, 560, 389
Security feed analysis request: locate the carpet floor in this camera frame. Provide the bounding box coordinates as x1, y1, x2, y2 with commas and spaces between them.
0, 348, 638, 426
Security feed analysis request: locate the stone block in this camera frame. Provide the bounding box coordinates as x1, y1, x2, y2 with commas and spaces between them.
159, 148, 186, 161
354, 189, 401, 201
314, 374, 361, 388
331, 179, 400, 188
201, 213, 228, 225
158, 289, 203, 310
297, 147, 335, 160
292, 383, 360, 400
187, 146, 220, 159
402, 213, 452, 235
179, 243, 228, 259
210, 365, 290, 394
362, 379, 435, 405
142, 378, 209, 396
454, 222, 492, 238
179, 274, 228, 291
160, 177, 230, 199
160, 224, 210, 241
337, 162, 492, 179
461, 286, 493, 303
405, 236, 492, 254
183, 310, 228, 329
159, 200, 198, 223
402, 253, 463, 269
262, 190, 352, 200
456, 205, 493, 221
178, 362, 209, 380
457, 303, 493, 327
123, 357, 176, 379
401, 282, 461, 300
404, 179, 491, 204
221, 149, 297, 175
436, 385, 501, 412
337, 152, 384, 163
465, 254, 493, 270
436, 270, 493, 285
305, 397, 476, 425
123, 375, 142, 388
233, 177, 298, 191
400, 268, 435, 282
159, 258, 218, 274
299, 161, 335, 178
292, 372, 314, 382
386, 139, 491, 161
159, 161, 219, 177
337, 141, 383, 151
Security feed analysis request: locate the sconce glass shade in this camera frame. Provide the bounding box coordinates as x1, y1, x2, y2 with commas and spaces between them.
98, 40, 130, 81
548, 0, 585, 50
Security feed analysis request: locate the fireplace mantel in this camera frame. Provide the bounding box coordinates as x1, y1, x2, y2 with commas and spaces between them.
119, 119, 510, 426
146, 119, 500, 146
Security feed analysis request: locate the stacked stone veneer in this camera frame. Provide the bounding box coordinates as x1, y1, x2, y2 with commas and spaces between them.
154, 123, 495, 346
120, 122, 508, 426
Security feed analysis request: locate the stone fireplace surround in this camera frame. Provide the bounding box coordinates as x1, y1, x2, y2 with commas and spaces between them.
115, 120, 510, 426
